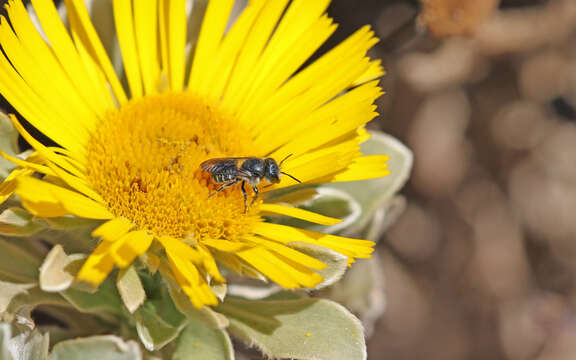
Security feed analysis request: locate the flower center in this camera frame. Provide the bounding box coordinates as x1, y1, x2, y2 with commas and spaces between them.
86, 93, 261, 242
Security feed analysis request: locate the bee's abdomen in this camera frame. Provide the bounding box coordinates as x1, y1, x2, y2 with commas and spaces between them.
212, 173, 236, 183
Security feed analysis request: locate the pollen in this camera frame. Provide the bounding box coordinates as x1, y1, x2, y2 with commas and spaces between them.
85, 93, 261, 241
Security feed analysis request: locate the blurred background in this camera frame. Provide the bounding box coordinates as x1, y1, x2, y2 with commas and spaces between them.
3, 0, 576, 358
325, 0, 576, 359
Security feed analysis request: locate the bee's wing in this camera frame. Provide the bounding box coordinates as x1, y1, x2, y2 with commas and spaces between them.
200, 158, 230, 172
200, 158, 246, 175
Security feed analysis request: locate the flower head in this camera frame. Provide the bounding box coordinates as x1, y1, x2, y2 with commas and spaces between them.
0, 0, 388, 307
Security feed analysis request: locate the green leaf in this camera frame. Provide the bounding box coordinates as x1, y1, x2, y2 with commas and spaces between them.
0, 281, 34, 314
39, 245, 85, 292
0, 282, 68, 329
34, 305, 111, 342
216, 297, 366, 360
300, 188, 361, 234
0, 323, 12, 360
6, 325, 49, 360
0, 238, 42, 283
0, 208, 44, 237
49, 335, 142, 360
319, 257, 386, 337
225, 245, 348, 298
172, 319, 234, 360
262, 291, 307, 301
43, 217, 101, 230
40, 225, 98, 254
169, 284, 229, 329
117, 266, 146, 313
4, 286, 69, 324
61, 279, 123, 316
333, 131, 413, 238
210, 283, 227, 302
0, 113, 21, 179
269, 187, 361, 235
292, 243, 348, 290
135, 301, 185, 351
265, 187, 318, 205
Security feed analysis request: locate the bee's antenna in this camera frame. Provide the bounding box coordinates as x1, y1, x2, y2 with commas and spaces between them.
281, 172, 301, 183
279, 154, 294, 166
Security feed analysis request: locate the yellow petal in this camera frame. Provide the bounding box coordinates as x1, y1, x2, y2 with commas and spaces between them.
64, 0, 127, 103
214, 252, 244, 274
253, 222, 375, 260
93, 217, 135, 242
267, 138, 361, 190
249, 26, 379, 143
0, 151, 55, 177
77, 241, 115, 286
5, 0, 99, 132
134, 0, 160, 94
197, 244, 225, 282
220, 0, 291, 113
10, 116, 105, 203
109, 230, 153, 268
353, 59, 385, 86
10, 116, 85, 177
236, 0, 334, 124
164, 0, 187, 91
158, 236, 206, 263
236, 247, 299, 288
202, 239, 249, 252
30, 0, 115, 113
191, 0, 267, 100
113, 0, 143, 98
327, 155, 391, 182
243, 235, 326, 270
237, 246, 322, 288
15, 176, 113, 219
188, 0, 235, 89
259, 203, 342, 226
165, 249, 218, 308
0, 19, 89, 155
257, 80, 382, 155
0, 167, 33, 204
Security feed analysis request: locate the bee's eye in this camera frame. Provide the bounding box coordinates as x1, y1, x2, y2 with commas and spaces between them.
269, 164, 278, 175
264, 159, 278, 178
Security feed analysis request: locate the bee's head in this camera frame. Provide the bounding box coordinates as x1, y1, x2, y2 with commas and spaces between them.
264, 158, 281, 183
264, 155, 301, 185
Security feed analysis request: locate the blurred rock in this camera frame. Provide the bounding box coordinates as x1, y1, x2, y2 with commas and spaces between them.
537, 310, 576, 360
408, 90, 472, 197
508, 156, 576, 242
532, 123, 576, 184
330, 0, 576, 358
491, 100, 554, 150
475, 0, 576, 55
386, 202, 442, 261
375, 251, 430, 347
453, 176, 503, 224
398, 39, 482, 92
499, 294, 568, 360
470, 196, 531, 298
418, 0, 500, 37
375, 2, 418, 40
519, 51, 570, 103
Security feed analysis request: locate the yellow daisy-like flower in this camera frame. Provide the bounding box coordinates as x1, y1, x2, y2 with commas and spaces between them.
0, 0, 388, 308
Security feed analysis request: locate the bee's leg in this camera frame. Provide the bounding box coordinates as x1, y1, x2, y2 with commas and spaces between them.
208, 178, 239, 198
240, 180, 248, 213
251, 185, 259, 206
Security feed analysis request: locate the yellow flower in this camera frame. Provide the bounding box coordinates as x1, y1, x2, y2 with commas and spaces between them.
0, 0, 388, 308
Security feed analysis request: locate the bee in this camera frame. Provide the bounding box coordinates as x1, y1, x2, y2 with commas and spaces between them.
200, 155, 301, 212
